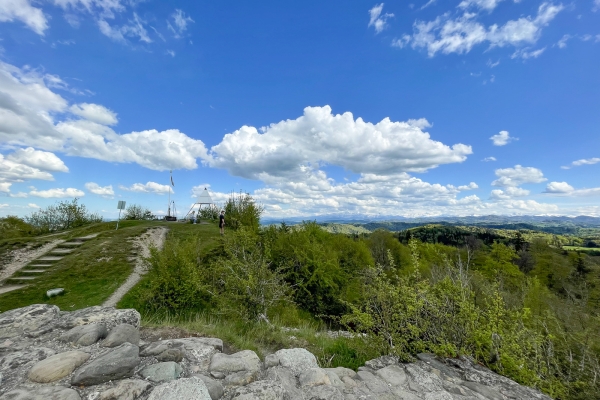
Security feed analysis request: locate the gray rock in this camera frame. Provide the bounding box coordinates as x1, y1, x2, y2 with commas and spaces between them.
223, 370, 259, 388
304, 385, 344, 400
298, 368, 331, 387
423, 391, 455, 400
266, 348, 318, 376
140, 338, 221, 372
322, 369, 344, 387
58, 306, 141, 330
461, 381, 505, 400
46, 288, 64, 298
156, 348, 184, 362
209, 350, 261, 375
99, 379, 152, 400
324, 367, 356, 379
0, 304, 59, 339
101, 324, 140, 347
193, 374, 225, 400
211, 371, 226, 379
28, 350, 90, 383
225, 380, 286, 400
71, 343, 140, 386
406, 363, 444, 392
341, 376, 357, 387
365, 355, 399, 370
0, 386, 80, 400
148, 376, 212, 400
59, 323, 107, 346
0, 348, 55, 373
266, 366, 303, 399
356, 370, 392, 394
376, 364, 407, 387
139, 361, 183, 383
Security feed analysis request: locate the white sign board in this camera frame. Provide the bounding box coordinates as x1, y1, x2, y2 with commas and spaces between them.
117, 200, 126, 210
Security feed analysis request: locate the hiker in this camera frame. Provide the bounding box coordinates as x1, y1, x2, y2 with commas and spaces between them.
219, 210, 225, 235
190, 211, 196, 224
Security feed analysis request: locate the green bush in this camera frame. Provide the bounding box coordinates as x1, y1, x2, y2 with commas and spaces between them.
124, 204, 155, 220
25, 198, 102, 233
0, 216, 36, 238
224, 191, 263, 232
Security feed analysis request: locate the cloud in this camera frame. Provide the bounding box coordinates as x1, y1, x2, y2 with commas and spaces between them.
98, 13, 152, 43
556, 34, 571, 48
28, 203, 40, 208
368, 3, 394, 34
482, 156, 497, 161
10, 192, 28, 198
458, 0, 506, 11
53, 0, 126, 19
119, 181, 172, 194
492, 165, 547, 187
490, 130, 517, 146
0, 61, 209, 171
490, 187, 530, 200
85, 182, 114, 198
561, 157, 600, 169
0, 182, 10, 193
595, 0, 600, 11
405, 2, 564, 56
168, 9, 194, 38
208, 106, 472, 183
511, 47, 546, 59
0, 0, 49, 35
70, 103, 118, 125
544, 181, 600, 197
5, 148, 69, 173
0, 152, 58, 186
0, 203, 8, 208
29, 187, 85, 198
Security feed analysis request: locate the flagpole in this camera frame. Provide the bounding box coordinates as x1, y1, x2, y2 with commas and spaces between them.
168, 170, 172, 217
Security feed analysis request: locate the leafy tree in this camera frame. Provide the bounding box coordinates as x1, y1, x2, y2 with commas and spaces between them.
25, 198, 102, 233
124, 204, 155, 220
224, 191, 264, 232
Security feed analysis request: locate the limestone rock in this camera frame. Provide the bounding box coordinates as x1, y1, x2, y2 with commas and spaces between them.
304, 385, 344, 400
265, 348, 318, 376
139, 361, 183, 383
193, 374, 225, 400
140, 338, 221, 372
365, 355, 399, 370
266, 366, 303, 400
71, 343, 140, 386
225, 380, 286, 400
59, 323, 107, 346
28, 350, 90, 383
356, 370, 392, 394
223, 370, 259, 388
324, 366, 356, 379
147, 376, 212, 400
209, 350, 261, 375
0, 304, 59, 339
99, 379, 152, 400
58, 306, 141, 330
0, 386, 80, 400
298, 368, 331, 387
376, 364, 407, 387
101, 323, 140, 347
0, 347, 55, 373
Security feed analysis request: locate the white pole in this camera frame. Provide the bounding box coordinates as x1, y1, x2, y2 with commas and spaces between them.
116, 208, 122, 230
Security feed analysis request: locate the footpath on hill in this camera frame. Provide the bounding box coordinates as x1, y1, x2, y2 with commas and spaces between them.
103, 227, 168, 307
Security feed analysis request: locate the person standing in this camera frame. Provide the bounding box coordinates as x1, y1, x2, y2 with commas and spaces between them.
219, 210, 225, 235
190, 211, 196, 224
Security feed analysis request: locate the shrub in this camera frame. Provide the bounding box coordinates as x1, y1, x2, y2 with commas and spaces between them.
0, 216, 36, 238
25, 198, 102, 233
224, 191, 263, 231
124, 204, 155, 220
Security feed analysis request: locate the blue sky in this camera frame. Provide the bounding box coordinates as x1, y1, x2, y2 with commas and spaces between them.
0, 0, 599, 220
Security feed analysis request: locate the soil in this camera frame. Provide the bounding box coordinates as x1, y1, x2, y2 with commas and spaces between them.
102, 227, 168, 307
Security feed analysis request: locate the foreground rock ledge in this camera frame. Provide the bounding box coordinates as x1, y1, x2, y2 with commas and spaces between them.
0, 304, 553, 400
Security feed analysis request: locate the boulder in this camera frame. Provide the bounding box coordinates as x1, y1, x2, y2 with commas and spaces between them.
99, 379, 152, 400
58, 306, 141, 330
139, 361, 184, 383
356, 370, 392, 395
375, 364, 407, 387
156, 348, 184, 362
140, 338, 221, 372
324, 366, 356, 379
71, 343, 140, 386
59, 323, 107, 346
225, 380, 286, 400
0, 304, 59, 339
0, 347, 55, 374
209, 350, 261, 375
264, 348, 318, 376
28, 350, 90, 383
147, 376, 212, 400
101, 323, 140, 347
223, 370, 259, 388
303, 385, 344, 400
298, 368, 331, 387
0, 386, 80, 400
193, 374, 225, 400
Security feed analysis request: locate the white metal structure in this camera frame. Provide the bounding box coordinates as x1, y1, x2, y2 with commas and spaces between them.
184, 188, 215, 220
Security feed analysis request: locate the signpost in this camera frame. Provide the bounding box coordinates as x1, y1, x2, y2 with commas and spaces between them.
116, 200, 126, 230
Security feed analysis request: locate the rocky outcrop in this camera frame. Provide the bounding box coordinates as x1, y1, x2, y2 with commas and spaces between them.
0, 304, 553, 400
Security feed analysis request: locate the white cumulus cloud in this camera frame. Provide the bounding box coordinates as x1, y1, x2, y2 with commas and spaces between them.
368, 3, 394, 34
490, 130, 517, 146
85, 182, 114, 198
209, 106, 472, 182
0, 0, 48, 35
561, 157, 600, 169
490, 187, 530, 200
5, 148, 69, 172
492, 165, 546, 187
482, 156, 497, 161
119, 181, 172, 194
545, 181, 574, 193
70, 103, 118, 125
544, 181, 600, 197
29, 187, 85, 198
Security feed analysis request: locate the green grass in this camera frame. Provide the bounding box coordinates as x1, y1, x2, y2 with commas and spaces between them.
563, 246, 600, 253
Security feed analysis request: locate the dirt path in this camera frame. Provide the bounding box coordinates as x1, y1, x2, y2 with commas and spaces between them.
0, 240, 64, 283
102, 227, 168, 307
